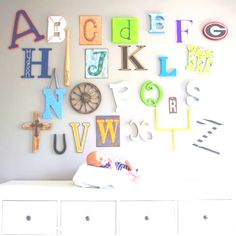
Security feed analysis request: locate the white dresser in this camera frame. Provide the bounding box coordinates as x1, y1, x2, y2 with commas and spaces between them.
0, 180, 234, 235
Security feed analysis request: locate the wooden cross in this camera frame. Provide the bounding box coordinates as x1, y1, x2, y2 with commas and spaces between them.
22, 112, 52, 152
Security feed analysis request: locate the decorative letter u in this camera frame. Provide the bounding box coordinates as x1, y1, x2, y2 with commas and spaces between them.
53, 134, 67, 154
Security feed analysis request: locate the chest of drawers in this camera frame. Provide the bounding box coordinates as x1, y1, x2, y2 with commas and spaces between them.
0, 180, 234, 235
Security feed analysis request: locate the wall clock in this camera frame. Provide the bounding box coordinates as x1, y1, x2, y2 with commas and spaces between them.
69, 82, 102, 114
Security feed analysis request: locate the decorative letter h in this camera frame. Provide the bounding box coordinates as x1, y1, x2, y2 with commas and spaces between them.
21, 48, 52, 79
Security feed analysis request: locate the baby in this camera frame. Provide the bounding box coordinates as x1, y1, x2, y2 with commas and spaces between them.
86, 151, 132, 170
86, 151, 140, 182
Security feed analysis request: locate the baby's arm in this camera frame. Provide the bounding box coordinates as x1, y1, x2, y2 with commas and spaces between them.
124, 160, 133, 171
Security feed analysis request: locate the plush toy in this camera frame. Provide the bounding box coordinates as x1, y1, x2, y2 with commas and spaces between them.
86, 151, 140, 182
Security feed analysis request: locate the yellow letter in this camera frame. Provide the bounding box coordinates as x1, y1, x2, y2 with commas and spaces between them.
70, 122, 90, 153
96, 119, 119, 144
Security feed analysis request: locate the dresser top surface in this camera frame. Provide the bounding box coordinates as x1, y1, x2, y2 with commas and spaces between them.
0, 180, 233, 201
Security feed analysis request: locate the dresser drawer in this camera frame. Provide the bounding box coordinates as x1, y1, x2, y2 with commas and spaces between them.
2, 200, 58, 235
118, 200, 177, 235
61, 201, 116, 235
179, 200, 234, 235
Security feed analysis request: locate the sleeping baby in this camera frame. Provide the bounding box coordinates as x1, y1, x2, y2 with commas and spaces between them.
86, 151, 140, 182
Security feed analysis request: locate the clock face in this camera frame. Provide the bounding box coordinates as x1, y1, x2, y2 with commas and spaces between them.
69, 82, 102, 114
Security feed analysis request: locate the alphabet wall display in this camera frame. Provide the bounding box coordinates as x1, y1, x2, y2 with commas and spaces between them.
7, 10, 227, 50
13, 8, 226, 153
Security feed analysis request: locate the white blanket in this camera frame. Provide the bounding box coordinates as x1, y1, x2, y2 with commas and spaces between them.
72, 164, 137, 188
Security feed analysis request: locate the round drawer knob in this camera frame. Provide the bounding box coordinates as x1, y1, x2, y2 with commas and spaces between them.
203, 215, 208, 220
85, 216, 90, 221
144, 215, 150, 221
26, 215, 31, 221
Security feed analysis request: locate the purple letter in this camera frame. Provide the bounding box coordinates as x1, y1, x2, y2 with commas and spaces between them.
176, 20, 192, 43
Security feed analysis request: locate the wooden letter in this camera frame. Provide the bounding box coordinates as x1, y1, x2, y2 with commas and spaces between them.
96, 116, 120, 147
47, 16, 66, 43
70, 122, 90, 153
79, 16, 102, 45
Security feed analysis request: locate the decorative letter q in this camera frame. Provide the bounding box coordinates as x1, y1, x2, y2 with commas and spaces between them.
140, 80, 163, 107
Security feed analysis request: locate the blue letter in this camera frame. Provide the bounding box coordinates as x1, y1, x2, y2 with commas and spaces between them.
159, 56, 177, 77
21, 48, 52, 79
149, 13, 165, 34
43, 88, 66, 119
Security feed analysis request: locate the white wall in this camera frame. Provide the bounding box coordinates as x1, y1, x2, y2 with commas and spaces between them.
0, 0, 235, 184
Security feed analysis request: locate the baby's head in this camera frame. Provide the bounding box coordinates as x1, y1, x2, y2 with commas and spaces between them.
86, 151, 108, 167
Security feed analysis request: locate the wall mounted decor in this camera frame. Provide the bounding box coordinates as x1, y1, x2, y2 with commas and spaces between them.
112, 17, 138, 44
79, 16, 102, 45
186, 45, 213, 73
8, 9, 45, 49
202, 22, 228, 40
186, 79, 201, 107
155, 109, 191, 150
47, 16, 66, 43
85, 48, 108, 78
159, 57, 177, 77
21, 48, 52, 79
69, 82, 102, 114
21, 112, 52, 152
43, 68, 66, 119
140, 80, 163, 108
70, 122, 90, 153
149, 13, 165, 34
53, 134, 67, 155
192, 118, 223, 155
64, 28, 71, 87
159, 56, 177, 77
129, 120, 153, 141
109, 81, 130, 112
169, 97, 177, 113
176, 19, 193, 43
119, 45, 147, 70
96, 116, 120, 147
